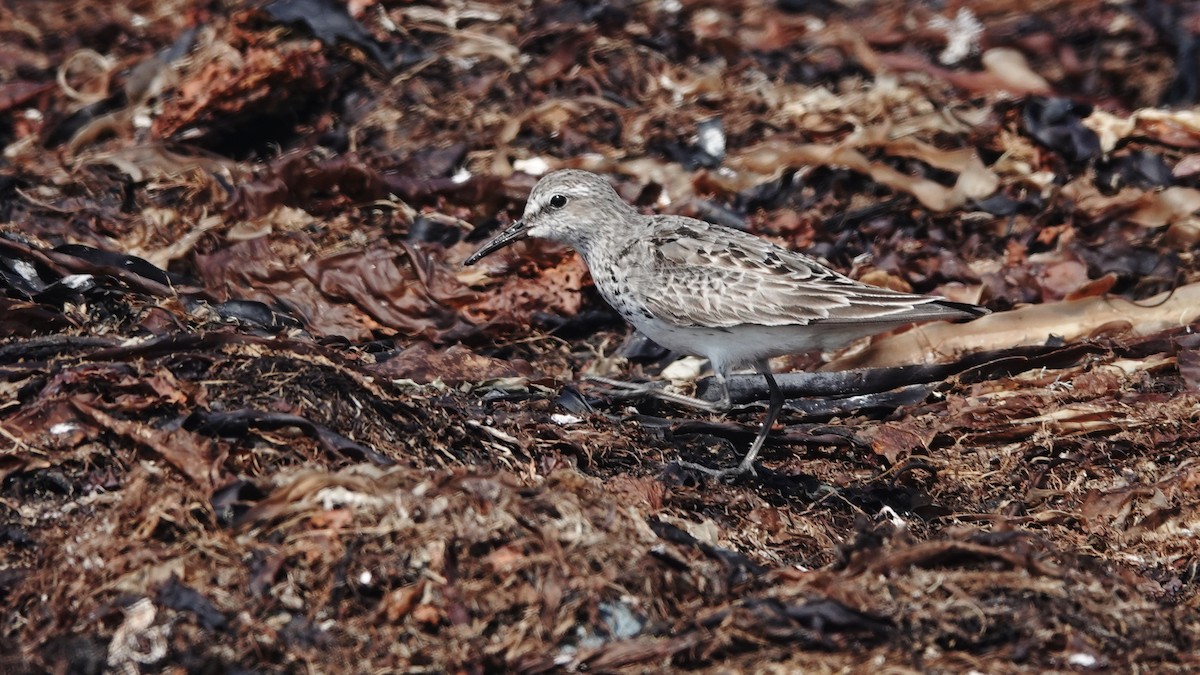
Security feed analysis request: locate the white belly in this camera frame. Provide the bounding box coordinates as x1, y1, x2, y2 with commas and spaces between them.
627, 312, 922, 375
626, 314, 796, 373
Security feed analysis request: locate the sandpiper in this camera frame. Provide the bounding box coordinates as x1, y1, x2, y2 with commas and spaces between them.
465, 169, 986, 478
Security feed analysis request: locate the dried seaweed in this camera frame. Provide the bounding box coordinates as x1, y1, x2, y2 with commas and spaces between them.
3, 0, 1200, 672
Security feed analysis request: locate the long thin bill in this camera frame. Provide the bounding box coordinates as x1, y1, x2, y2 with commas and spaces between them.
464, 220, 528, 266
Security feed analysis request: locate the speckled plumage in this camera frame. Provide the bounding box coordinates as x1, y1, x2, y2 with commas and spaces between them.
466, 169, 986, 477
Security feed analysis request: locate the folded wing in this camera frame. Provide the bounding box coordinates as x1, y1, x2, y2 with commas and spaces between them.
631, 218, 976, 329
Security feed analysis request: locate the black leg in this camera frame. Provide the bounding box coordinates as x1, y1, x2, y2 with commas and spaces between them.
732, 365, 782, 475
676, 363, 783, 480
709, 371, 731, 412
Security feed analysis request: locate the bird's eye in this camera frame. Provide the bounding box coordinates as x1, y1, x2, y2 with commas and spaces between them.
548, 194, 568, 209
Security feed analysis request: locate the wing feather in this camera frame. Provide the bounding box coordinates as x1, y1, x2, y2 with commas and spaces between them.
629, 218, 967, 329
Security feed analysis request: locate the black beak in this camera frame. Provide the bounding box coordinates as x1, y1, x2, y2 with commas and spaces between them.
464, 220, 529, 266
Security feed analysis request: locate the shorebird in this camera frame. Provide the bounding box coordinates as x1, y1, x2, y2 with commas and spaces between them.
465, 169, 986, 478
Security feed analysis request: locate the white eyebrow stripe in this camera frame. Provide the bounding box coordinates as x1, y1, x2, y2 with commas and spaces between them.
523, 198, 544, 221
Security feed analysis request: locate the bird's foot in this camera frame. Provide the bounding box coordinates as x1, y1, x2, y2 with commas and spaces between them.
583, 375, 729, 414
672, 457, 758, 482
583, 375, 666, 398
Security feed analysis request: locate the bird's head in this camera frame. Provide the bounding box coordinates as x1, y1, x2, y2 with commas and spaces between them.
464, 169, 635, 265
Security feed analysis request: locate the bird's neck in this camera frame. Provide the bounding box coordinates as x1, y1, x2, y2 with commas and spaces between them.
572, 224, 638, 270
573, 205, 643, 265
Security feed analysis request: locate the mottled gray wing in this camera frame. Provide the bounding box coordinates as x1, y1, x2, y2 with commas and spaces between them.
631, 218, 960, 329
